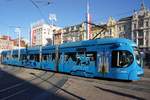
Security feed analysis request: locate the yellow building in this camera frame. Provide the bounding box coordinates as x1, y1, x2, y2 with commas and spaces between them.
92, 24, 107, 39
106, 17, 118, 38
92, 17, 119, 39
61, 23, 86, 43
53, 18, 119, 45
53, 29, 63, 45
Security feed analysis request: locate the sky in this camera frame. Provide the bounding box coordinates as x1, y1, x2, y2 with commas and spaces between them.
0, 0, 150, 40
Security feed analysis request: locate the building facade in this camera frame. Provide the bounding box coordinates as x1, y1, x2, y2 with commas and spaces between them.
117, 16, 132, 38
55, 20, 119, 44
92, 24, 106, 39
31, 21, 60, 46
117, 3, 150, 51
92, 17, 119, 39
0, 35, 29, 51
13, 38, 26, 48
61, 23, 86, 43
105, 17, 118, 38
131, 3, 150, 50
53, 3, 150, 50
53, 29, 63, 45
0, 35, 13, 51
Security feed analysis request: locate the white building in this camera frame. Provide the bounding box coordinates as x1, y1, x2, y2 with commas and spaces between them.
117, 3, 150, 51
131, 3, 150, 49
30, 21, 60, 46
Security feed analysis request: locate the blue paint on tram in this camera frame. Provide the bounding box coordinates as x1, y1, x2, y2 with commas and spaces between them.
1, 38, 144, 80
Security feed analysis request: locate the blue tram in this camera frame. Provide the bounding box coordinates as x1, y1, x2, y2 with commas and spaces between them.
1, 38, 144, 80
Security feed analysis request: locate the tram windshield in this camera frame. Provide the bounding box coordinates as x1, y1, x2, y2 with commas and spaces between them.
112, 50, 134, 68
134, 48, 143, 67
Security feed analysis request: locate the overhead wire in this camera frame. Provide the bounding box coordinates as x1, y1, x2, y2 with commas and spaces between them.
29, 0, 51, 24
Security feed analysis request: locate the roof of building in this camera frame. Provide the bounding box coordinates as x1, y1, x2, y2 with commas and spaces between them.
118, 16, 132, 22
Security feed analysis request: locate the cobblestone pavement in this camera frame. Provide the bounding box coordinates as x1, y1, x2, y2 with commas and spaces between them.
0, 65, 150, 100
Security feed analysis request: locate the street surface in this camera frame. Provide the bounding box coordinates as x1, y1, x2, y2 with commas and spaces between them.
0, 64, 150, 100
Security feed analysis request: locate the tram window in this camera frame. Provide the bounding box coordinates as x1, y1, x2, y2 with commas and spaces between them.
76, 52, 96, 66
42, 54, 48, 61
52, 53, 55, 60
20, 55, 23, 60
48, 54, 52, 60
112, 50, 133, 68
12, 55, 18, 59
20, 55, 26, 60
29, 55, 34, 60
35, 54, 39, 62
86, 52, 96, 61
58, 53, 62, 60
134, 48, 142, 66
1, 55, 6, 60
2, 55, 6, 59
78, 52, 85, 55
6, 54, 11, 59
64, 52, 76, 61
1, 55, 3, 60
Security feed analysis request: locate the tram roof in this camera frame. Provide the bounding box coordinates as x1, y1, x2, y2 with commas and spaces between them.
1, 38, 136, 54
60, 38, 136, 48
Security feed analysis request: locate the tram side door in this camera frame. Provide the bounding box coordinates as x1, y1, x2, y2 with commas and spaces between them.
98, 48, 111, 77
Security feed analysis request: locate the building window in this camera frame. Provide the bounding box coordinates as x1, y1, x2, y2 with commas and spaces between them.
134, 39, 136, 43
134, 24, 136, 29
123, 25, 126, 31
118, 26, 121, 31
146, 31, 148, 37
133, 31, 136, 39
146, 40, 148, 46
146, 31, 149, 46
138, 30, 143, 37
138, 18, 143, 27
138, 39, 143, 46
146, 21, 149, 27
109, 29, 112, 35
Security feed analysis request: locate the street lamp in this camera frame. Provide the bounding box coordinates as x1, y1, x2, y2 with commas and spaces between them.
15, 28, 21, 60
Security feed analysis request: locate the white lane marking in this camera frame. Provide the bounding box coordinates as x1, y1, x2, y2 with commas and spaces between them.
0, 82, 26, 93
1, 88, 28, 100
0, 72, 47, 93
